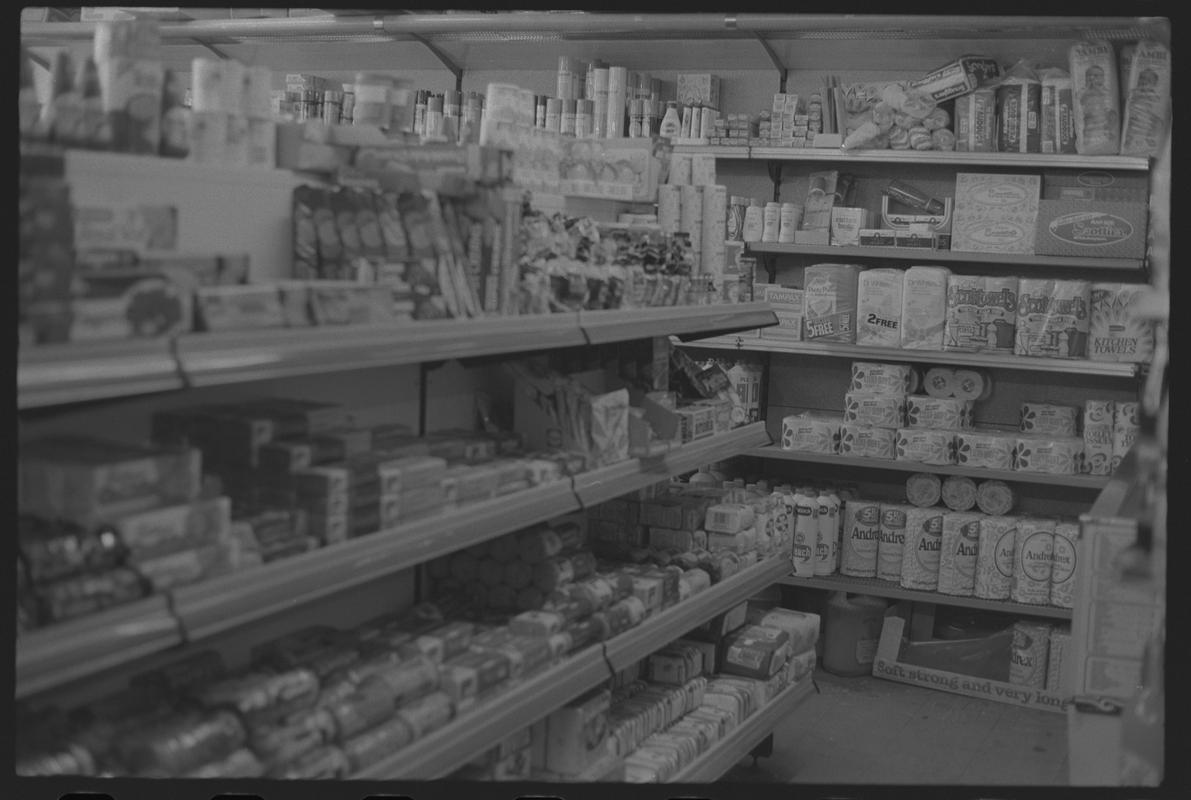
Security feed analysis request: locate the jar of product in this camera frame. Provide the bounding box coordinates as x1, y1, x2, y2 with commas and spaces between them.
742, 201, 765, 243
761, 201, 782, 242
778, 203, 802, 243
726, 196, 748, 241
353, 72, 393, 128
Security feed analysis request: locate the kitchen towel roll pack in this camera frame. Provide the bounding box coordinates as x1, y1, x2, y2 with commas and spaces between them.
937, 512, 982, 596
856, 268, 905, 347
944, 275, 1019, 353
1088, 283, 1154, 364
976, 480, 1016, 516
1112, 402, 1139, 473
803, 264, 861, 344
900, 266, 951, 350
1014, 279, 1091, 359
941, 475, 978, 511
900, 507, 944, 590
951, 369, 993, 402
974, 515, 1018, 600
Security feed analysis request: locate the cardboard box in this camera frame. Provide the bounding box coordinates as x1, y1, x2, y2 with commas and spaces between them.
859, 229, 897, 247
677, 74, 721, 109
1034, 199, 1147, 260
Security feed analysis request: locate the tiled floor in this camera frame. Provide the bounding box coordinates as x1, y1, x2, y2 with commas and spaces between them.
722, 670, 1069, 785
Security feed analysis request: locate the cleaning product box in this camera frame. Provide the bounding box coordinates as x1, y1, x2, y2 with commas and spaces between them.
951, 173, 1041, 255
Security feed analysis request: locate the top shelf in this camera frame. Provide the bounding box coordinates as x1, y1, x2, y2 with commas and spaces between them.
685, 146, 1150, 172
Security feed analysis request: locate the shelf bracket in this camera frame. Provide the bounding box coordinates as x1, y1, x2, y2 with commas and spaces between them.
410, 34, 463, 92
753, 32, 786, 90
191, 37, 231, 60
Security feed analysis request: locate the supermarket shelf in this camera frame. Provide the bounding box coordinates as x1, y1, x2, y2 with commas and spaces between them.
355, 642, 610, 780
677, 334, 756, 352
604, 555, 792, 672
679, 338, 1140, 377
16, 596, 183, 699
745, 447, 1111, 490
572, 422, 772, 508
172, 479, 580, 641
18, 339, 184, 410
578, 302, 777, 344
669, 677, 815, 783
779, 574, 1073, 620
671, 144, 753, 159
745, 242, 1145, 271
748, 147, 1150, 171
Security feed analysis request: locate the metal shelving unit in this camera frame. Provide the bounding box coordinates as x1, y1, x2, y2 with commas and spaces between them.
744, 242, 1144, 272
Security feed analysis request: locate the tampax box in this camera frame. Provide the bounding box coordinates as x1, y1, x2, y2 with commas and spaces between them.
761, 285, 804, 341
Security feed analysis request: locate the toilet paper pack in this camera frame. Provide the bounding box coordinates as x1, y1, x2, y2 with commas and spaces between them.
856, 268, 905, 347
937, 512, 982, 596
850, 362, 915, 395
1010, 621, 1052, 688
803, 264, 861, 343
955, 428, 1017, 471
840, 499, 881, 578
780, 413, 841, 454
838, 423, 897, 460
1020, 403, 1079, 436
905, 396, 975, 431
900, 266, 951, 350
896, 428, 956, 466
1011, 517, 1055, 605
877, 503, 911, 582
1014, 278, 1091, 359
1089, 283, 1154, 364
974, 515, 1018, 600
900, 507, 944, 590
1049, 521, 1079, 609
843, 392, 907, 429
1014, 436, 1083, 475
1082, 400, 1115, 475
944, 275, 1019, 353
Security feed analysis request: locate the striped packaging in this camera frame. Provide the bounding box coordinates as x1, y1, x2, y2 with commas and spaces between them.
840, 500, 882, 578
899, 507, 944, 590
1049, 521, 1079, 609
936, 512, 982, 596
974, 515, 1018, 600
1009, 621, 1052, 688
1082, 400, 1115, 476
1011, 517, 1055, 605
876, 503, 911, 582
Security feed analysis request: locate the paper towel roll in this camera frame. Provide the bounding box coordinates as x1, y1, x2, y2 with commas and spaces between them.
1010, 517, 1055, 605
606, 66, 628, 138
905, 472, 942, 507
896, 428, 956, 466
1020, 403, 1078, 436
955, 428, 1016, 470
856, 268, 905, 348
937, 512, 982, 596
1014, 436, 1083, 475
840, 500, 881, 578
952, 369, 991, 403
838, 423, 897, 460
850, 362, 914, 395
657, 185, 682, 236
905, 396, 974, 431
900, 507, 944, 590
780, 414, 841, 454
941, 475, 978, 511
974, 515, 1017, 600
900, 266, 951, 350
877, 503, 911, 582
923, 368, 957, 398
976, 480, 1015, 516
1049, 521, 1079, 609
701, 185, 728, 280
1082, 400, 1115, 475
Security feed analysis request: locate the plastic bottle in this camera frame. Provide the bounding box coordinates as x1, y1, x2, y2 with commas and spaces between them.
659, 101, 682, 138
778, 202, 802, 243
791, 486, 819, 577
815, 488, 841, 576
761, 202, 782, 242
822, 592, 889, 676
544, 97, 561, 133
742, 201, 765, 243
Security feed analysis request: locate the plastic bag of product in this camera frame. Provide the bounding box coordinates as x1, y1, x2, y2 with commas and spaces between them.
1069, 41, 1121, 155
1120, 40, 1171, 157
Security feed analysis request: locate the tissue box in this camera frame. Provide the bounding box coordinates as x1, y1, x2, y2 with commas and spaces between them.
1034, 200, 1146, 259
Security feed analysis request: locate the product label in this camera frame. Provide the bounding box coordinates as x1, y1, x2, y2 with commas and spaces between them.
1048, 212, 1134, 247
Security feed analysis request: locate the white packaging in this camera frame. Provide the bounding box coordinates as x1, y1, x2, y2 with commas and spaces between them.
1120, 40, 1172, 158
936, 512, 982, 596
224, 113, 248, 167
1020, 403, 1079, 436
923, 367, 957, 399
941, 475, 978, 511
803, 264, 861, 344
1069, 40, 1121, 156
1011, 517, 1055, 605
905, 472, 942, 508
700, 185, 728, 280
905, 396, 974, 431
876, 503, 911, 582
1112, 401, 1139, 473
951, 369, 993, 402
606, 66, 628, 137
780, 414, 841, 454
668, 153, 692, 186
1088, 283, 1155, 363
843, 392, 906, 430
691, 155, 717, 187
1014, 279, 1092, 359
952, 172, 1041, 255
974, 515, 1018, 600
945, 274, 1020, 353
761, 286, 804, 341
1014, 436, 1083, 475
190, 57, 227, 112
242, 65, 274, 119
850, 362, 914, 395
188, 110, 228, 163
900, 507, 944, 590
1082, 399, 1115, 475
895, 428, 955, 466
791, 487, 819, 577
955, 428, 1017, 471
245, 118, 276, 167
838, 423, 897, 460
814, 490, 840, 576
830, 207, 870, 247
657, 185, 682, 236
856, 268, 905, 347
900, 266, 951, 350
975, 480, 1016, 516
1049, 521, 1079, 609
840, 499, 881, 578
679, 185, 704, 252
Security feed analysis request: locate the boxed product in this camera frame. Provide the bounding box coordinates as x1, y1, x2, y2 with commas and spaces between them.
954, 88, 997, 152
544, 688, 612, 775
951, 173, 1041, 255
905, 396, 974, 431
944, 275, 1019, 353
676, 73, 721, 109
802, 264, 860, 343
67, 270, 194, 342
909, 55, 1002, 102
843, 392, 906, 429
779, 413, 841, 454
899, 266, 950, 350
838, 423, 897, 460
1014, 436, 1083, 475
760, 285, 804, 341
1034, 200, 1147, 260
744, 607, 821, 655
830, 208, 870, 247
113, 496, 232, 560
855, 268, 904, 347
1087, 283, 1154, 363
1082, 400, 1115, 475
895, 428, 955, 466
1013, 279, 1091, 359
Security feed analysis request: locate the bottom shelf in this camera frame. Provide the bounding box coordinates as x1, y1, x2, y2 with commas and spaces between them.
780, 574, 1073, 620
669, 677, 816, 783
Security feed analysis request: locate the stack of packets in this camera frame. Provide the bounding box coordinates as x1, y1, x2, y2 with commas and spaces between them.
657, 151, 729, 283
1023, 399, 1139, 477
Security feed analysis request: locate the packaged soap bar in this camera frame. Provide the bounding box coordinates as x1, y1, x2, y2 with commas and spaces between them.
856, 268, 905, 347
1020, 403, 1078, 436
1088, 283, 1154, 363
899, 266, 950, 350
936, 512, 981, 596
1081, 400, 1115, 475
838, 423, 897, 460
905, 396, 974, 431
955, 428, 1017, 470
896, 428, 956, 465
843, 392, 907, 429
802, 264, 861, 343
1014, 278, 1091, 359
944, 275, 1019, 353
1014, 436, 1083, 475
780, 413, 841, 454
850, 361, 916, 395
974, 515, 1017, 600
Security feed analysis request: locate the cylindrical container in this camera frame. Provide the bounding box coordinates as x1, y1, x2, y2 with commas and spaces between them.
443, 89, 461, 137
224, 112, 249, 166
726, 196, 747, 241
778, 203, 802, 243
188, 110, 228, 163
425, 94, 445, 137
900, 507, 944, 590
585, 60, 602, 102
560, 98, 576, 136
1009, 621, 1052, 688
607, 66, 628, 137
814, 489, 841, 576
936, 512, 982, 596
742, 201, 764, 243
627, 98, 642, 137
761, 202, 781, 242
822, 592, 888, 677
557, 56, 575, 100
974, 515, 1018, 600
190, 57, 226, 112
574, 99, 593, 138
353, 73, 393, 128
1049, 521, 1079, 609
668, 153, 692, 185
791, 487, 819, 577
544, 97, 561, 132
876, 503, 910, 582
1011, 517, 1055, 605
657, 185, 682, 236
